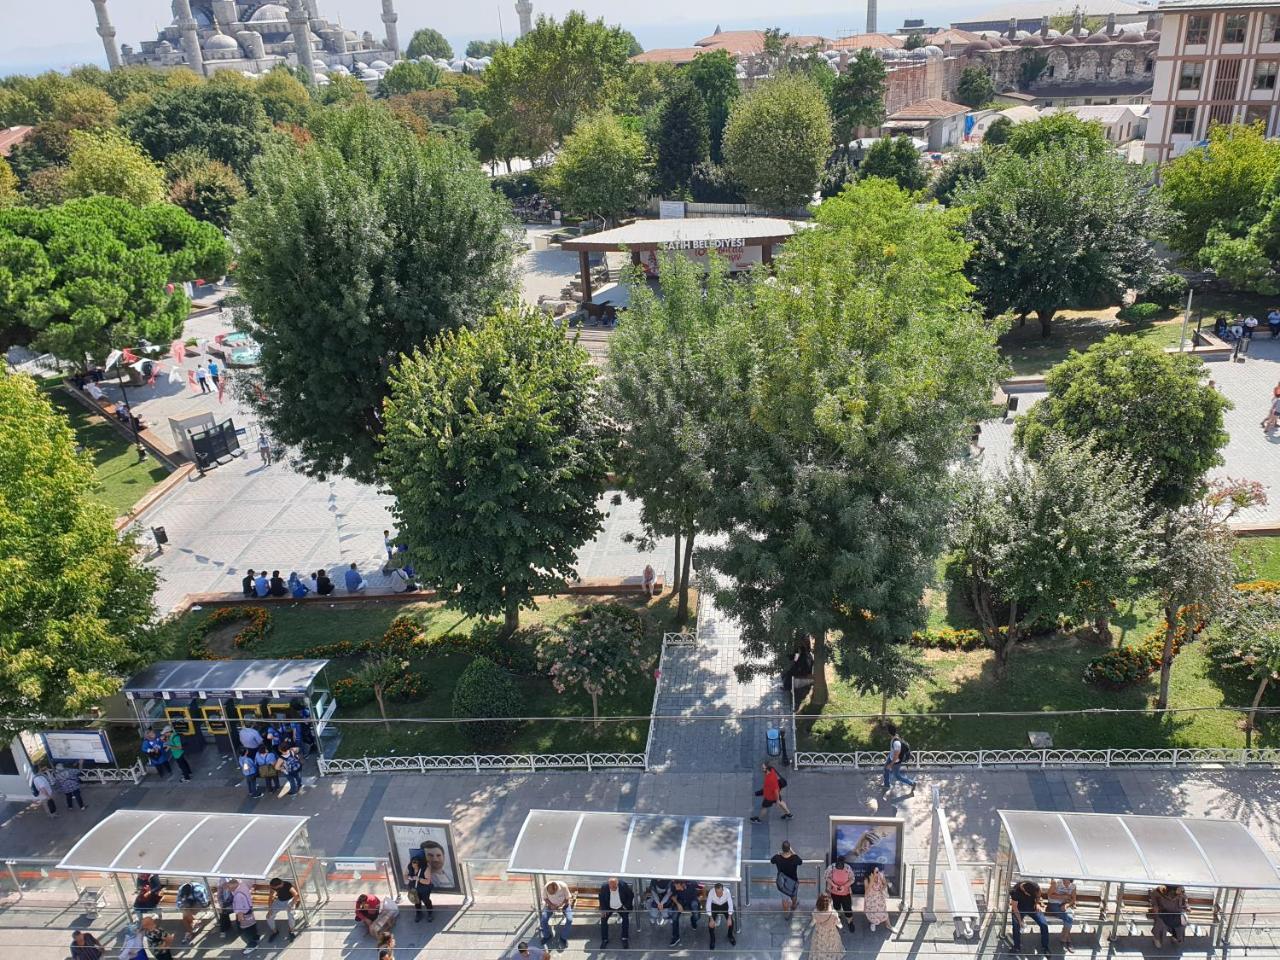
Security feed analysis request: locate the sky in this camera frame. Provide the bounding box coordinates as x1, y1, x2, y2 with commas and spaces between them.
0, 0, 989, 75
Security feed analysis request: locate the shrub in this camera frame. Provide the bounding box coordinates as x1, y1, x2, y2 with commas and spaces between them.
1141, 272, 1189, 309
536, 604, 647, 720
1083, 646, 1155, 690
187, 606, 271, 659
381, 615, 422, 657
451, 656, 523, 749
909, 627, 988, 651
334, 668, 425, 709
688, 161, 744, 204
1117, 301, 1162, 322
491, 171, 541, 200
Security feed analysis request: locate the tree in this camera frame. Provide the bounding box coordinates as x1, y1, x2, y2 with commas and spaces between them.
699, 180, 1003, 705
0, 373, 159, 727
723, 74, 831, 211
684, 50, 739, 162
762, 27, 790, 67
255, 66, 312, 126
0, 88, 38, 127
166, 151, 246, 231
380, 308, 610, 636
406, 27, 454, 61
858, 136, 928, 192
653, 80, 709, 193
830, 50, 887, 144
928, 146, 990, 205
356, 654, 408, 731
62, 130, 167, 206
1206, 586, 1280, 748
232, 104, 515, 483
960, 145, 1165, 337
317, 73, 368, 106
466, 39, 502, 59
956, 66, 995, 109
1006, 111, 1110, 159
451, 656, 523, 748
949, 440, 1155, 679
1015, 334, 1230, 508
542, 111, 650, 224
536, 604, 646, 723
840, 638, 928, 720
904, 32, 926, 50
0, 196, 228, 361
376, 60, 443, 99
483, 12, 635, 154
984, 115, 1013, 145
51, 85, 117, 129
0, 157, 16, 209
123, 83, 272, 176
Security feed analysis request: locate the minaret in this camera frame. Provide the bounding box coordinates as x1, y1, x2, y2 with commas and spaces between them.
516, 0, 533, 37
91, 0, 122, 69
866, 0, 877, 34
173, 0, 205, 76
288, 0, 315, 83
381, 0, 400, 55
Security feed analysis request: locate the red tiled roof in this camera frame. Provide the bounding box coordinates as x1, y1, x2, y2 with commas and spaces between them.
831, 33, 905, 50
926, 28, 984, 45
0, 125, 34, 157
694, 30, 829, 55
630, 47, 707, 65
887, 98, 970, 119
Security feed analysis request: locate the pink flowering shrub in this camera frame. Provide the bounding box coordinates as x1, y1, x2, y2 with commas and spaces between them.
536, 603, 646, 721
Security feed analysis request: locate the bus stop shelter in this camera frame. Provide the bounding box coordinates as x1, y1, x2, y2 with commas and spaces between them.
56, 809, 321, 925
996, 810, 1280, 945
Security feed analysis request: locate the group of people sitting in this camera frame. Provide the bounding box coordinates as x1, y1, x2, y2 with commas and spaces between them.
1214, 312, 1280, 342
1011, 878, 1193, 952
354, 893, 399, 959
239, 561, 419, 599
537, 876, 735, 951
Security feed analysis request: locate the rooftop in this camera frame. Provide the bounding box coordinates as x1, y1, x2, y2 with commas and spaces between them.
559, 217, 799, 253
630, 47, 707, 65
888, 98, 971, 119
1160, 0, 1280, 7
959, 0, 1149, 19
831, 33, 906, 50
0, 125, 33, 157
123, 658, 330, 698
1045, 103, 1141, 122
693, 30, 830, 55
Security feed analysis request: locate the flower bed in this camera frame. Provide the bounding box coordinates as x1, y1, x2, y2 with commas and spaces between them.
186, 606, 271, 659
1083, 604, 1207, 690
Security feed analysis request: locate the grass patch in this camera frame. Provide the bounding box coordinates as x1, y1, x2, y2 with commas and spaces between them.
172, 593, 679, 757
1237, 537, 1280, 581
40, 377, 170, 517
999, 308, 1190, 378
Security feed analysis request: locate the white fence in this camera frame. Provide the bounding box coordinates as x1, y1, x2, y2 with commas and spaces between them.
794, 747, 1280, 769
316, 752, 644, 776
80, 759, 146, 784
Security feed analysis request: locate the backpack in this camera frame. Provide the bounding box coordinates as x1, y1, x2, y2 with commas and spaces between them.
177, 882, 209, 908
896, 737, 913, 764
284, 753, 302, 774
238, 754, 256, 778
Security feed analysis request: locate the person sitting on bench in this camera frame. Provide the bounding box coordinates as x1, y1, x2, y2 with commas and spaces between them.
1010, 880, 1049, 954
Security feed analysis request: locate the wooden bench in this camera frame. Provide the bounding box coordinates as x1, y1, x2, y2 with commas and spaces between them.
557, 882, 707, 919
1110, 887, 1219, 940
1013, 886, 1108, 936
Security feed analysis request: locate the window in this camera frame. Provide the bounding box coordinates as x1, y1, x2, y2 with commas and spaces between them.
1179, 61, 1204, 89
1125, 59, 1135, 76
1084, 97, 1094, 105
1245, 104, 1271, 127
1109, 98, 1118, 104
1145, 58, 1154, 73
1046, 64, 1055, 78
1265, 13, 1280, 42
1255, 61, 1279, 89
1172, 106, 1197, 135
1185, 14, 1210, 44
1224, 14, 1247, 44
1095, 63, 1105, 79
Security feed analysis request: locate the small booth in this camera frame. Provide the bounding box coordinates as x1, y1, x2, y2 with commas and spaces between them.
123, 659, 337, 759
995, 810, 1280, 946
57, 809, 322, 926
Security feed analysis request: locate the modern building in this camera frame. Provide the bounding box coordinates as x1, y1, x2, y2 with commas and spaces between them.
1144, 0, 1280, 163
883, 97, 970, 148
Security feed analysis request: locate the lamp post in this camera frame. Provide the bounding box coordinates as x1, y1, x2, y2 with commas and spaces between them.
115, 361, 147, 462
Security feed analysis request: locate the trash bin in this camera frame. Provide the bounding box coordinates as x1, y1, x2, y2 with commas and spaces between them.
766, 727, 781, 757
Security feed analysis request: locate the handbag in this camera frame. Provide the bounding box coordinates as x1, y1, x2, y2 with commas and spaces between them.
257, 763, 276, 778
407, 888, 420, 906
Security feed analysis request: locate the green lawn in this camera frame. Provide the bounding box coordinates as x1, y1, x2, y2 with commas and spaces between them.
1238, 536, 1280, 581
41, 378, 170, 517
1000, 309, 1191, 377
172, 593, 678, 758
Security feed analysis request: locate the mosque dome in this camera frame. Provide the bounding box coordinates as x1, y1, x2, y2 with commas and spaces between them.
370, 59, 390, 70
1085, 30, 1112, 43
1052, 33, 1079, 44
250, 4, 289, 21
204, 33, 240, 51
922, 44, 944, 57
1019, 34, 1045, 46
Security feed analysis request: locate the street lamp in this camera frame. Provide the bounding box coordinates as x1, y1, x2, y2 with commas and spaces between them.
116, 360, 148, 462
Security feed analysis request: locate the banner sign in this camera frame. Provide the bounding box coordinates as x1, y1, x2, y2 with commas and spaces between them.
384, 817, 462, 895
828, 815, 905, 895
660, 237, 746, 251
640, 245, 762, 275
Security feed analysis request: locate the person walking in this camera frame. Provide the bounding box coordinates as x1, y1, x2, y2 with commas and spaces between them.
70, 930, 104, 960
196, 363, 211, 394
407, 852, 437, 924
266, 877, 300, 943
164, 725, 193, 782
277, 744, 303, 797
538, 880, 571, 946
1263, 382, 1280, 433
864, 865, 890, 931
750, 762, 793, 822
705, 881, 736, 949
597, 877, 633, 949
882, 723, 916, 797
1268, 308, 1280, 339
31, 766, 57, 818
54, 762, 86, 810
823, 856, 857, 932
257, 431, 272, 465
142, 728, 172, 778
207, 358, 221, 389
384, 530, 396, 565
231, 878, 261, 953
809, 894, 845, 959
1009, 879, 1050, 954
771, 841, 803, 918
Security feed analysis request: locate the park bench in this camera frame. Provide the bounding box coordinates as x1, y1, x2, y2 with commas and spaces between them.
554, 881, 708, 921
1012, 884, 1108, 938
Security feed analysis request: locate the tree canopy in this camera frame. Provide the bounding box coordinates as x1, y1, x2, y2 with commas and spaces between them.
376, 60, 443, 99
0, 373, 158, 727
466, 39, 502, 59
122, 82, 273, 176
858, 136, 927, 192
683, 50, 739, 163
955, 66, 996, 108
231, 104, 516, 483
723, 73, 832, 211
0, 195, 228, 361
1005, 112, 1110, 159
830, 50, 887, 144
1015, 334, 1230, 508
62, 129, 167, 207
254, 66, 312, 126
653, 79, 709, 193
381, 308, 609, 635
406, 27, 454, 61
165, 150, 246, 231
543, 111, 650, 224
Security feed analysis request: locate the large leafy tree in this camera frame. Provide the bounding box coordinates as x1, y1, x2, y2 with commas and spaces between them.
683, 50, 739, 162
955, 66, 995, 108
950, 440, 1155, 678
483, 12, 636, 155
1015, 334, 1229, 508
723, 73, 832, 211
959, 144, 1164, 337
406, 27, 454, 61
830, 50, 887, 144
542, 111, 650, 225
700, 180, 1003, 704
1006, 112, 1111, 159
254, 66, 312, 126
381, 308, 609, 636
62, 130, 167, 207
0, 196, 228, 360
653, 79, 709, 194
1206, 585, 1280, 747
376, 60, 443, 99
859, 136, 928, 192
166, 150, 246, 231
123, 82, 273, 176
0, 373, 158, 728
232, 103, 517, 483
605, 253, 742, 623
466, 40, 502, 59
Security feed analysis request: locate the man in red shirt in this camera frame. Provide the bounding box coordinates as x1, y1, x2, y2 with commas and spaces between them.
750, 763, 793, 823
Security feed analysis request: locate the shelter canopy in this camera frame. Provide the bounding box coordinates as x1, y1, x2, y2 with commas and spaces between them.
999, 810, 1280, 890
559, 217, 797, 253
57, 810, 309, 880
508, 810, 743, 883
124, 659, 329, 699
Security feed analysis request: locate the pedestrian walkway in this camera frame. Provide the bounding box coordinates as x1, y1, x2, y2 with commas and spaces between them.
646, 592, 790, 774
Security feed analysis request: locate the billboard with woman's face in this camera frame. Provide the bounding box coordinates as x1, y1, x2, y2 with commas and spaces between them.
829, 816, 905, 895
384, 817, 462, 895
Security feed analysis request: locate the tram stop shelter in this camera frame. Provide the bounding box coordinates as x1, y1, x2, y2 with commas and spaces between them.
996, 810, 1280, 946
559, 217, 798, 304
56, 809, 321, 923
508, 810, 743, 914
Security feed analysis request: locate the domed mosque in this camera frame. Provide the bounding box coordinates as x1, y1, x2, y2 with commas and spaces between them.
92, 1, 403, 84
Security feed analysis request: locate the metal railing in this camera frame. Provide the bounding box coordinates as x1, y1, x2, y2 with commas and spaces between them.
80, 759, 147, 784
316, 752, 644, 776
794, 747, 1280, 770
